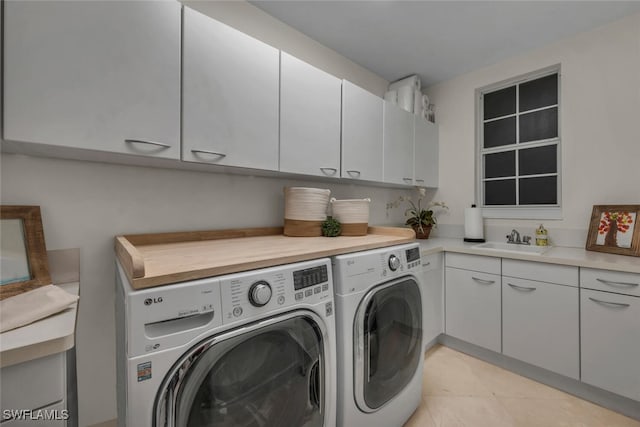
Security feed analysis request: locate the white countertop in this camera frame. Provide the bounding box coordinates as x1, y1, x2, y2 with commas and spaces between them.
0, 282, 79, 368
419, 238, 640, 274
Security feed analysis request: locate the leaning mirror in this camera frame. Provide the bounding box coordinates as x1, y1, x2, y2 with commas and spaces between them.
0, 206, 51, 300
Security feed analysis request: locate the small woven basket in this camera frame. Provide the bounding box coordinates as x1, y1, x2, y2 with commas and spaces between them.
330, 198, 370, 236
284, 187, 331, 236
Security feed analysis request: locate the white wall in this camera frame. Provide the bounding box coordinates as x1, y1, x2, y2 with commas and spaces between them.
425, 13, 640, 244
0, 2, 394, 425
182, 0, 389, 97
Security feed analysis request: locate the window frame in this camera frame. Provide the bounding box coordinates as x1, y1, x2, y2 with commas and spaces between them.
475, 64, 562, 220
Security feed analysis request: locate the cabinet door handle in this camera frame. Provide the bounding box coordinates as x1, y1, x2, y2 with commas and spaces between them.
125, 139, 171, 149
191, 149, 227, 158
346, 170, 361, 177
471, 276, 495, 285
416, 179, 425, 184
508, 283, 537, 292
596, 278, 639, 288
588, 297, 630, 308
403, 177, 413, 183
424, 262, 431, 266
320, 167, 337, 175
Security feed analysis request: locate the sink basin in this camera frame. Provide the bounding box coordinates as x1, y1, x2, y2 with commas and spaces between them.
473, 242, 550, 255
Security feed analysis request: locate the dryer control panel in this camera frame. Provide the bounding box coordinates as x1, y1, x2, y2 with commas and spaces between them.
332, 243, 421, 295
219, 259, 333, 325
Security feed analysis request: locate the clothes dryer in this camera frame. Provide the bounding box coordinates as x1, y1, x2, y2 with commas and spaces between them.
332, 243, 423, 427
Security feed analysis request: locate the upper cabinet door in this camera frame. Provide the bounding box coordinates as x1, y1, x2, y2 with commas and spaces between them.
383, 102, 414, 185
182, 8, 280, 170
3, 1, 181, 159
414, 117, 439, 187
280, 53, 342, 177
341, 81, 383, 181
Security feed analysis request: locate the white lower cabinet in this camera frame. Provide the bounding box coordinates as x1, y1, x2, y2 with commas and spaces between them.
502, 277, 579, 379
420, 253, 443, 347
445, 266, 501, 352
581, 288, 640, 401
1, 353, 68, 426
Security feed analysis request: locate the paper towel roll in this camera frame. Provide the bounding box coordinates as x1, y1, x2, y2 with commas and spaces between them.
464, 206, 485, 242
389, 75, 421, 92
384, 90, 398, 104
397, 85, 414, 113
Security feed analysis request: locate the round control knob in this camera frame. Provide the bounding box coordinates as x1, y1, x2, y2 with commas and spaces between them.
249, 281, 272, 307
388, 255, 401, 271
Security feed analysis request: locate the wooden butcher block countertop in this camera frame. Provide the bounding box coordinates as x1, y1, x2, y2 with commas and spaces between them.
115, 226, 415, 289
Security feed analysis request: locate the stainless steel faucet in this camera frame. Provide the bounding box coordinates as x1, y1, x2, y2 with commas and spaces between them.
507, 229, 521, 244
506, 229, 532, 245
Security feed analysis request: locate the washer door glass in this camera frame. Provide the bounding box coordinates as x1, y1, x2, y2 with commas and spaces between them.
167, 315, 325, 427
358, 278, 422, 410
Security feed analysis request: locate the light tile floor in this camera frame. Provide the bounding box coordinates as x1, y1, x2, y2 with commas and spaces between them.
404, 345, 640, 427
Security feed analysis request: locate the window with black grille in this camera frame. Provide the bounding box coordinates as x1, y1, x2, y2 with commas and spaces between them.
479, 69, 560, 214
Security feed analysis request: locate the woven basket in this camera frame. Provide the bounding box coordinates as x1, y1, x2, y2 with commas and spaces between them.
284, 187, 331, 236
330, 198, 370, 236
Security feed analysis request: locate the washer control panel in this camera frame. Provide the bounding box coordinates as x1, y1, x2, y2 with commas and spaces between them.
378, 246, 421, 278
220, 259, 333, 324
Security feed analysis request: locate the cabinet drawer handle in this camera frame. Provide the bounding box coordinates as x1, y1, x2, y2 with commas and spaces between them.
588, 297, 630, 308
320, 167, 337, 175
416, 179, 425, 184
125, 139, 171, 149
346, 170, 361, 177
596, 278, 639, 288
508, 283, 537, 292
191, 149, 227, 158
424, 262, 431, 266
403, 177, 413, 183
471, 276, 495, 285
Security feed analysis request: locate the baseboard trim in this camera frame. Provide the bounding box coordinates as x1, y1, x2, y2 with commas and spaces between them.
439, 335, 640, 421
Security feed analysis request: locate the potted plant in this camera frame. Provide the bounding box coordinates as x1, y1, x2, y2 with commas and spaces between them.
405, 200, 448, 239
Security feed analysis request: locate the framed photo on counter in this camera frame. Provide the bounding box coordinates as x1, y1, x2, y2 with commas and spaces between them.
586, 204, 640, 257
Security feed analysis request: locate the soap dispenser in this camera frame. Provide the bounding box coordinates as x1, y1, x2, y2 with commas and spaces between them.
535, 224, 549, 246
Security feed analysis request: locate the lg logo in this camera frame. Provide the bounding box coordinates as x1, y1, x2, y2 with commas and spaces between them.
144, 297, 163, 306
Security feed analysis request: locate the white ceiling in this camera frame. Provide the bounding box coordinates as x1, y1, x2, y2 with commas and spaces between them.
250, 1, 640, 87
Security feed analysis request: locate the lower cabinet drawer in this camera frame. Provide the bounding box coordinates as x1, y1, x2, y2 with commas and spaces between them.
1, 353, 65, 413
581, 289, 640, 401
581, 268, 640, 297
445, 267, 501, 352
502, 277, 579, 379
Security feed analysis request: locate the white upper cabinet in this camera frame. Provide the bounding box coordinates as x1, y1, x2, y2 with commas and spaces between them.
3, 1, 181, 159
341, 81, 383, 181
280, 53, 342, 177
414, 117, 439, 187
383, 102, 414, 185
182, 8, 279, 170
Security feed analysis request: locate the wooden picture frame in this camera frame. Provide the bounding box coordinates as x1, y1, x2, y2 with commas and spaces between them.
0, 206, 51, 300
586, 205, 640, 257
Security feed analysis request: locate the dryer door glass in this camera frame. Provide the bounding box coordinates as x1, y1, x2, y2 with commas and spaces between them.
359, 278, 422, 410
164, 314, 325, 427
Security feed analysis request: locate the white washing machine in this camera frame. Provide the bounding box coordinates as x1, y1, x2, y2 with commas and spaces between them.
332, 243, 423, 427
116, 258, 336, 427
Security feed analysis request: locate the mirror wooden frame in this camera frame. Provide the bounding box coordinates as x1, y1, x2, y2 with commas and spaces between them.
0, 205, 51, 300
